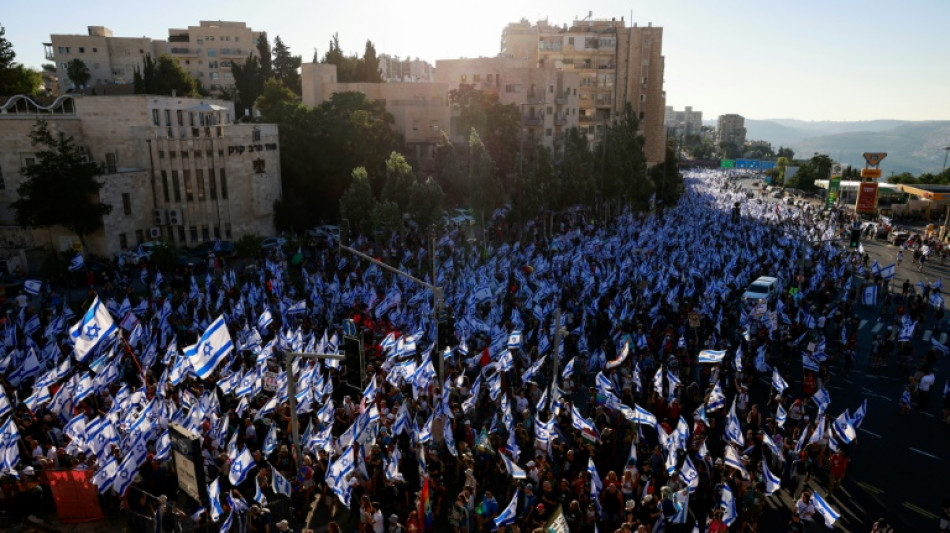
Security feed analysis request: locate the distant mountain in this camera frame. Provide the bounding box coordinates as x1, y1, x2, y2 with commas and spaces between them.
702, 118, 950, 175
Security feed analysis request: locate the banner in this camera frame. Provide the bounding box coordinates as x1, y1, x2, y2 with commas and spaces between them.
856, 182, 879, 213
45, 469, 105, 523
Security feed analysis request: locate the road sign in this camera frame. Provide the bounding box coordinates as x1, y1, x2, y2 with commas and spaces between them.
861, 168, 882, 179
720, 159, 736, 168
856, 182, 880, 213
831, 163, 844, 178
862, 152, 887, 167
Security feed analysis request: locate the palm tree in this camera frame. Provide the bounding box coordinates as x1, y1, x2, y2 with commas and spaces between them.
66, 58, 90, 90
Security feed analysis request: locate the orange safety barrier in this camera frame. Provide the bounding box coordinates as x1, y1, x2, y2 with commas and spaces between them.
44, 469, 105, 523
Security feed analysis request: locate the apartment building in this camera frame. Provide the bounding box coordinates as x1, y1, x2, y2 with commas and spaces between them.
717, 114, 746, 146
45, 26, 168, 94
45, 21, 263, 95
499, 17, 667, 165
665, 106, 703, 138
378, 54, 435, 83
301, 63, 450, 166
433, 57, 580, 158
166, 21, 264, 93
0, 93, 281, 265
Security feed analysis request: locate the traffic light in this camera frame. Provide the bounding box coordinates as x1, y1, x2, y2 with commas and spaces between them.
849, 228, 861, 249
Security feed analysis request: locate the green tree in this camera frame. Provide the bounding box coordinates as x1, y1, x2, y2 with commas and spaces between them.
256, 34, 273, 79
449, 86, 521, 185
373, 200, 402, 240
254, 78, 298, 121
776, 156, 790, 185
598, 104, 649, 210
272, 36, 302, 94
12, 121, 112, 249
649, 142, 683, 207
434, 131, 464, 207
408, 177, 445, 231
66, 58, 91, 89
381, 151, 417, 212
359, 40, 383, 83
232, 54, 264, 119
887, 172, 918, 184
133, 54, 199, 96
0, 24, 42, 95
511, 147, 554, 226
340, 167, 376, 236
558, 128, 595, 209
776, 146, 795, 159
468, 129, 505, 220
322, 33, 360, 82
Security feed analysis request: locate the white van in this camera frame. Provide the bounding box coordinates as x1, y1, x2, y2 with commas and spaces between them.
742, 276, 780, 306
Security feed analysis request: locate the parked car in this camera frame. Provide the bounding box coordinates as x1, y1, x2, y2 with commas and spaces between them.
188, 240, 235, 259
888, 230, 910, 246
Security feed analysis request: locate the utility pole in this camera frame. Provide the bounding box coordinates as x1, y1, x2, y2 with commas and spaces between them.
285, 350, 345, 465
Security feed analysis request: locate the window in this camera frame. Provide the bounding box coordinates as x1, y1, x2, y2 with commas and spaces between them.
209, 170, 217, 199
184, 170, 193, 201
505, 84, 521, 93
79, 47, 85, 53
161, 171, 170, 202
0, 163, 4, 190
252, 128, 261, 142
218, 149, 224, 157
546, 128, 553, 137
177, 110, 183, 126
412, 120, 419, 132
487, 74, 493, 82
170, 151, 177, 159
640, 94, 647, 103
225, 222, 232, 239
105, 153, 117, 173
202, 226, 210, 241
568, 37, 575, 46
60, 63, 68, 69
460, 74, 467, 82
206, 149, 213, 158
473, 74, 481, 82
24, 157, 35, 168
164, 109, 172, 127
549, 85, 554, 93
122, 193, 132, 215
196, 169, 205, 201
211, 72, 219, 80
152, 109, 160, 126
58, 46, 71, 54
119, 233, 128, 250
93, 47, 98, 53
172, 171, 181, 202
167, 229, 175, 244
194, 150, 202, 158
178, 227, 186, 243
158, 150, 165, 159
135, 229, 144, 244
214, 225, 221, 239
207, 48, 217, 57
190, 226, 198, 242
181, 151, 188, 159
220, 169, 228, 199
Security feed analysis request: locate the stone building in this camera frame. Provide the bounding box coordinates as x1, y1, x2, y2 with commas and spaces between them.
0, 93, 281, 269
717, 114, 746, 146
499, 16, 667, 165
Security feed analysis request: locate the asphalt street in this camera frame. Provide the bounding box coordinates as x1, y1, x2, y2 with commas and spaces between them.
739, 177, 950, 532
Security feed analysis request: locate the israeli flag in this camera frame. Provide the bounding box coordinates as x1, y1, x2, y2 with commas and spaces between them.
862, 285, 878, 306
110, 441, 147, 496
762, 461, 782, 495
187, 315, 233, 379
697, 349, 726, 364
571, 405, 601, 442
812, 492, 841, 527
679, 457, 699, 493
24, 280, 42, 296
286, 300, 307, 316
69, 297, 117, 363
850, 399, 867, 429
724, 401, 744, 447
832, 410, 857, 444
0, 387, 14, 417
587, 458, 603, 496
629, 403, 658, 426
803, 353, 820, 372
262, 424, 278, 457
521, 355, 546, 384
228, 447, 256, 486
706, 381, 726, 411
899, 319, 916, 343
880, 263, 896, 280
272, 468, 292, 498
771, 369, 788, 394
813, 387, 831, 411
561, 357, 576, 379
68, 254, 85, 272
258, 308, 273, 330
493, 488, 520, 529
500, 452, 527, 479
595, 371, 614, 393
507, 330, 522, 350
720, 484, 738, 526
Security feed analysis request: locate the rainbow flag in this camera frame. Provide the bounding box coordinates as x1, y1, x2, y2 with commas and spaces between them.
418, 477, 434, 531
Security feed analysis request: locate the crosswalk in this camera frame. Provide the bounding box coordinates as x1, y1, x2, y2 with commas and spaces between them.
855, 316, 942, 342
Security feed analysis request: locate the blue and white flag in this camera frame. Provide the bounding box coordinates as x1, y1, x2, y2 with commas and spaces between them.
187, 315, 233, 379
776, 404, 787, 428
507, 330, 522, 350
850, 399, 867, 429
706, 381, 726, 411
262, 424, 278, 457
862, 285, 878, 306
812, 492, 841, 527
832, 410, 857, 444
720, 484, 737, 526
111, 441, 147, 496
899, 319, 916, 343
69, 297, 117, 362
228, 447, 256, 486
697, 349, 726, 364
771, 369, 788, 394
272, 468, 292, 498
24, 280, 42, 296
880, 263, 896, 280
561, 357, 576, 380
207, 478, 224, 522
762, 461, 781, 495
493, 488, 520, 529
812, 387, 831, 411
521, 355, 546, 384
628, 403, 658, 426
571, 405, 601, 443
68, 254, 85, 272
931, 337, 950, 357
500, 452, 526, 479
258, 308, 273, 330
724, 401, 744, 447
679, 457, 699, 494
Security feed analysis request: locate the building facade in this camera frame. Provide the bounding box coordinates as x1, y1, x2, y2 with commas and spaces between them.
433, 57, 580, 158
45, 21, 263, 95
45, 26, 168, 94
664, 106, 703, 138
378, 54, 435, 83
0, 94, 281, 265
301, 63, 450, 166
499, 17, 667, 165
717, 114, 746, 146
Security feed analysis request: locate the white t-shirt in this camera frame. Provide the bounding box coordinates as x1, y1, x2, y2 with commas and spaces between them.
919, 373, 935, 392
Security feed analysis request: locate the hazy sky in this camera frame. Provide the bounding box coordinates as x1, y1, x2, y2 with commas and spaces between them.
4, 0, 949, 121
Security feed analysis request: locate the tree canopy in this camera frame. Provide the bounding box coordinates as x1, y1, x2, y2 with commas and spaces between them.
321, 34, 384, 83
12, 121, 112, 248
272, 36, 302, 95
0, 24, 42, 96
133, 54, 201, 97
66, 58, 91, 89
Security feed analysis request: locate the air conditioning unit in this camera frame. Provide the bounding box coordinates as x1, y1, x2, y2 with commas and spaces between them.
152, 209, 166, 226
167, 208, 183, 226
148, 227, 162, 239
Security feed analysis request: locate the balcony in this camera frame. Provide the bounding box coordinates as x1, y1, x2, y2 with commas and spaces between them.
554, 114, 567, 126
555, 95, 568, 105
522, 115, 544, 127
43, 44, 54, 61
526, 93, 546, 105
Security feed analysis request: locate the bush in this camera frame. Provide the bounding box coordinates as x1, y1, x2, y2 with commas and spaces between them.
150, 242, 180, 272
236, 234, 263, 258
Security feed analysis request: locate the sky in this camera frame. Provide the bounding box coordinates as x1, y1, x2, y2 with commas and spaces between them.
4, 0, 950, 121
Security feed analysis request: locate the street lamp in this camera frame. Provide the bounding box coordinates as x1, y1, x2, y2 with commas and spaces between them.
284, 350, 345, 464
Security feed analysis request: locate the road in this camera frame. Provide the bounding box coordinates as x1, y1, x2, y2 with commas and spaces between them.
738, 177, 950, 531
